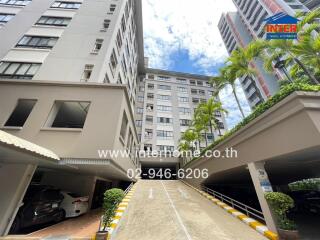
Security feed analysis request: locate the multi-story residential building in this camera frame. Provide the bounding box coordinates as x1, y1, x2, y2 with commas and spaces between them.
0, 0, 144, 235
135, 67, 227, 170
218, 0, 319, 108
299, 0, 320, 10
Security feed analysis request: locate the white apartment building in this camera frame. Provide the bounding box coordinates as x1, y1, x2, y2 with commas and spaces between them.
218, 0, 319, 108
0, 0, 144, 235
135, 68, 227, 170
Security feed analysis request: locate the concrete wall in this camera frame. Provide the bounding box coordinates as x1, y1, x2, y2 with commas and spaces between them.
0, 80, 139, 174
183, 91, 320, 187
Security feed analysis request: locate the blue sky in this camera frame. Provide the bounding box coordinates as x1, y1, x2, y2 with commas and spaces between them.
142, 0, 252, 128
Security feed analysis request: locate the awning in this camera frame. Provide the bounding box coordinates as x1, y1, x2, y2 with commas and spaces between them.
0, 130, 60, 161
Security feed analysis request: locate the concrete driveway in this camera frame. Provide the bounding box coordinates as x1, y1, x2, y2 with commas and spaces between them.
114, 180, 267, 240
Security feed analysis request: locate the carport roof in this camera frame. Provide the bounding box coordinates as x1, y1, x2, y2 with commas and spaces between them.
0, 130, 60, 161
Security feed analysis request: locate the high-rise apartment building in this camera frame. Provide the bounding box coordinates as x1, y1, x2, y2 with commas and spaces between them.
135, 68, 227, 169
218, 0, 319, 108
0, 0, 144, 235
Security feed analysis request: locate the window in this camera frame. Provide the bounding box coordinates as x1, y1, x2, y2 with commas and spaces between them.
157, 130, 173, 139
199, 90, 205, 95
0, 62, 41, 79
179, 107, 191, 114
197, 81, 203, 86
144, 144, 152, 152
157, 105, 172, 112
46, 101, 90, 129
137, 96, 144, 102
137, 107, 143, 114
109, 4, 116, 13
157, 95, 170, 101
191, 89, 198, 95
177, 87, 187, 93
5, 99, 36, 127
146, 115, 153, 123
117, 73, 122, 84
146, 103, 153, 112
120, 111, 128, 140
207, 133, 214, 142
148, 74, 154, 79
215, 111, 222, 117
81, 64, 93, 82
36, 16, 71, 27
158, 75, 170, 81
51, 1, 81, 9
217, 121, 225, 129
157, 145, 174, 152
192, 98, 200, 104
136, 120, 142, 127
121, 15, 126, 33
178, 97, 189, 103
190, 80, 196, 85
176, 78, 187, 84
0, 0, 31, 6
16, 35, 58, 49
158, 85, 171, 91
180, 119, 191, 127
102, 19, 111, 31
144, 129, 153, 139
0, 13, 14, 23
116, 30, 122, 50
109, 49, 118, 72
157, 117, 172, 125
147, 93, 154, 100
92, 39, 103, 53
147, 84, 154, 90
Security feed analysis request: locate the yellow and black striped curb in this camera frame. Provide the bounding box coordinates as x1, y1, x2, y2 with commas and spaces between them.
94, 185, 137, 240
182, 181, 278, 240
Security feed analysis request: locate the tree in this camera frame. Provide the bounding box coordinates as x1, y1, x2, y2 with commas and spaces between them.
211, 66, 245, 118
198, 98, 227, 137
179, 129, 198, 154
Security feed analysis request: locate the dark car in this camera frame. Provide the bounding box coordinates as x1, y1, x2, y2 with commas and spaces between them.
10, 185, 65, 233
289, 190, 320, 214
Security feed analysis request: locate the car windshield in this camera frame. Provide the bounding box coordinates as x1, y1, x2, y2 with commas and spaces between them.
67, 192, 81, 198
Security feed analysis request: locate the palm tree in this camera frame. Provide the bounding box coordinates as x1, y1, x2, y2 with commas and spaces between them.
198, 98, 228, 137
193, 106, 209, 147
179, 129, 198, 154
211, 66, 246, 118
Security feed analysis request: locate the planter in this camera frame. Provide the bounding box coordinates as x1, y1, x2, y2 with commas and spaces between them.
95, 231, 109, 240
278, 229, 299, 240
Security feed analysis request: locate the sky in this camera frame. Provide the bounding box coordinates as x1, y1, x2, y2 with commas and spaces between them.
142, 0, 252, 128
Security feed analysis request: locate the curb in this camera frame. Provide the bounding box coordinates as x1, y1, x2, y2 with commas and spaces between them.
182, 181, 278, 240
94, 185, 137, 240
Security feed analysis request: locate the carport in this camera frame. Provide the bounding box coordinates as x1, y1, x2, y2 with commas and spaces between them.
0, 130, 60, 236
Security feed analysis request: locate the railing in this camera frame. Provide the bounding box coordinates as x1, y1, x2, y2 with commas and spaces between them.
201, 185, 265, 223
124, 182, 134, 195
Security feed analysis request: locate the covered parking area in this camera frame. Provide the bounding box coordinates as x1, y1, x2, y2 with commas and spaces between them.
0, 130, 131, 237
203, 148, 320, 240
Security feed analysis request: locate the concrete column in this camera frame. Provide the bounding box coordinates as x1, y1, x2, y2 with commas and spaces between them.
248, 162, 277, 233
0, 163, 36, 236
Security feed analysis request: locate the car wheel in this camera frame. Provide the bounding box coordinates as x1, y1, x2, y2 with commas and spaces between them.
54, 210, 65, 223
10, 216, 21, 234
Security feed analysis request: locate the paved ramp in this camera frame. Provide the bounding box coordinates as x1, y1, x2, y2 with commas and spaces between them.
114, 180, 267, 240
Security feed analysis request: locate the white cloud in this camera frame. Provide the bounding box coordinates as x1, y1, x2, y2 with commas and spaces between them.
142, 0, 237, 70
142, 0, 251, 128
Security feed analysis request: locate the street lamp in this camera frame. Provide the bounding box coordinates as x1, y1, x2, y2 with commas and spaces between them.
274, 57, 293, 83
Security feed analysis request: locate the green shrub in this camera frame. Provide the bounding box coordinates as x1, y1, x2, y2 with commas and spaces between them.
289, 178, 320, 191
265, 192, 297, 230
184, 83, 320, 167
102, 188, 125, 231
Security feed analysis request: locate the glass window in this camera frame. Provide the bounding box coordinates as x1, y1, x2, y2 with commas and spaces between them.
16, 35, 58, 49
5, 99, 36, 127
120, 111, 128, 140
36, 16, 71, 26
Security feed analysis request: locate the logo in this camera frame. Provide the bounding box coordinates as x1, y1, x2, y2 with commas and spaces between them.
264, 12, 299, 40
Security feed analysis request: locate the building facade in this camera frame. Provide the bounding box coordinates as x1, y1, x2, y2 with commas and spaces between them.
218, 0, 319, 108
0, 0, 144, 235
135, 68, 227, 168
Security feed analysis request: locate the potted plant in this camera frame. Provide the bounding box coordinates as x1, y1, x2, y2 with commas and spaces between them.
265, 192, 299, 240
96, 188, 124, 240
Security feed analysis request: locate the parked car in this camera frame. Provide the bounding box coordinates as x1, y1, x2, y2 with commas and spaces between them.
289, 190, 320, 214
60, 191, 89, 218
10, 185, 65, 233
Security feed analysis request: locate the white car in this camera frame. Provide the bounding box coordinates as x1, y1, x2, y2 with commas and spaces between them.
60, 191, 89, 218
